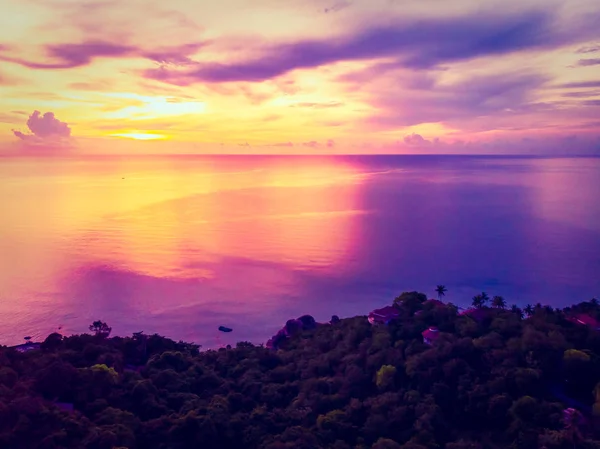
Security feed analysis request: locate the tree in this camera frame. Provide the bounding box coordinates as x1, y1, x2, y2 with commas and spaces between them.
375, 365, 397, 391
373, 438, 402, 449
591, 297, 599, 306
435, 285, 447, 300
563, 349, 591, 363
6, 292, 600, 449
524, 304, 534, 316
492, 296, 507, 309
446, 441, 482, 449
471, 295, 486, 309
89, 320, 112, 338
41, 332, 63, 351
562, 408, 584, 447
510, 304, 523, 318
393, 291, 427, 315
394, 291, 427, 306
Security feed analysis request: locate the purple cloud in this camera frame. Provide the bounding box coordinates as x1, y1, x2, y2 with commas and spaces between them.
262, 140, 334, 148
390, 134, 600, 155
557, 80, 600, 88
145, 9, 600, 84
142, 43, 206, 66
561, 90, 600, 98
576, 44, 600, 53
0, 40, 202, 70
367, 71, 550, 128
2, 41, 134, 69
289, 101, 343, 108
577, 58, 600, 66
302, 141, 319, 148
12, 111, 71, 143
324, 1, 352, 13
404, 134, 431, 146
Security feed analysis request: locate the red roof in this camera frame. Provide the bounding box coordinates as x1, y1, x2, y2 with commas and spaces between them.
568, 314, 600, 329
460, 308, 487, 321
422, 327, 440, 341
368, 306, 400, 323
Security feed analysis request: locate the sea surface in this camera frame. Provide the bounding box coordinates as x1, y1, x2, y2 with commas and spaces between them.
1, 155, 599, 347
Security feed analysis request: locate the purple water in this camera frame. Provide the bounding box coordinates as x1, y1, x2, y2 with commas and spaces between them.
0, 155, 599, 347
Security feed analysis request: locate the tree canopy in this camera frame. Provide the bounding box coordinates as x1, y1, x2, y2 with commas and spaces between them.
1, 294, 599, 449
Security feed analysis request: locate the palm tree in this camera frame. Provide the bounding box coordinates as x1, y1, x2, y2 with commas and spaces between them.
435, 285, 447, 300
510, 304, 523, 318
524, 304, 533, 316
472, 294, 485, 308
492, 295, 507, 309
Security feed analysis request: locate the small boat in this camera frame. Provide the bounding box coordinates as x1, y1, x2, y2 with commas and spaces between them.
218, 326, 233, 333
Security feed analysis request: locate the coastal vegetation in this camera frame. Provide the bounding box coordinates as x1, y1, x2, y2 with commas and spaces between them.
1, 292, 600, 449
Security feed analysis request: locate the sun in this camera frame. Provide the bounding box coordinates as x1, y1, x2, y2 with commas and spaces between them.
110, 132, 168, 140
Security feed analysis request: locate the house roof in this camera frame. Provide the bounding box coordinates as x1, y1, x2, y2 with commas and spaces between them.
568, 314, 600, 329
11, 342, 41, 353
460, 308, 487, 321
422, 327, 440, 340
368, 306, 400, 320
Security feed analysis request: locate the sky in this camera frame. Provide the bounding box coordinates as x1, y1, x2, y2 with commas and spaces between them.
0, 0, 599, 154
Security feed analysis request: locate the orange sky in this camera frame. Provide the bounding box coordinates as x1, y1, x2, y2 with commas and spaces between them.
1, 0, 599, 154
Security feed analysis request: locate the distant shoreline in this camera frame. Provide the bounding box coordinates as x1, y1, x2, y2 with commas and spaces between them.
2, 153, 600, 159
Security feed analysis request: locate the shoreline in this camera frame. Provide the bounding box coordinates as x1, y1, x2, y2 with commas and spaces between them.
5, 294, 599, 351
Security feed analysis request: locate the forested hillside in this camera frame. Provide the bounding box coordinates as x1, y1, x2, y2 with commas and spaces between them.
1, 292, 599, 449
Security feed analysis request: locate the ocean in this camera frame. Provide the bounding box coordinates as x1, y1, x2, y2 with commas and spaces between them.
1, 155, 599, 347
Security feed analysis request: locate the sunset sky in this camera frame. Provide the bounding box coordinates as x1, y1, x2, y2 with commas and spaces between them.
1, 0, 599, 154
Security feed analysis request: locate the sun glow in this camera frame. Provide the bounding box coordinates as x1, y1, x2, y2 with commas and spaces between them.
110, 132, 168, 140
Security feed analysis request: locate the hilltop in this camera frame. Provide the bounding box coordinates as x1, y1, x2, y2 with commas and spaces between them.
1, 292, 599, 449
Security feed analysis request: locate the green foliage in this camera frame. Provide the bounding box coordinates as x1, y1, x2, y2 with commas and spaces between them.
0, 296, 599, 448
90, 364, 119, 382
372, 437, 402, 448
393, 292, 427, 314
375, 365, 397, 391
563, 349, 591, 363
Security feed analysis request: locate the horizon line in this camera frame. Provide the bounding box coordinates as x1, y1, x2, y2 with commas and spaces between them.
1, 152, 599, 158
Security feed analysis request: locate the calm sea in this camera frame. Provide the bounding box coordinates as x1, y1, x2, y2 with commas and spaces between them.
1, 155, 599, 347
